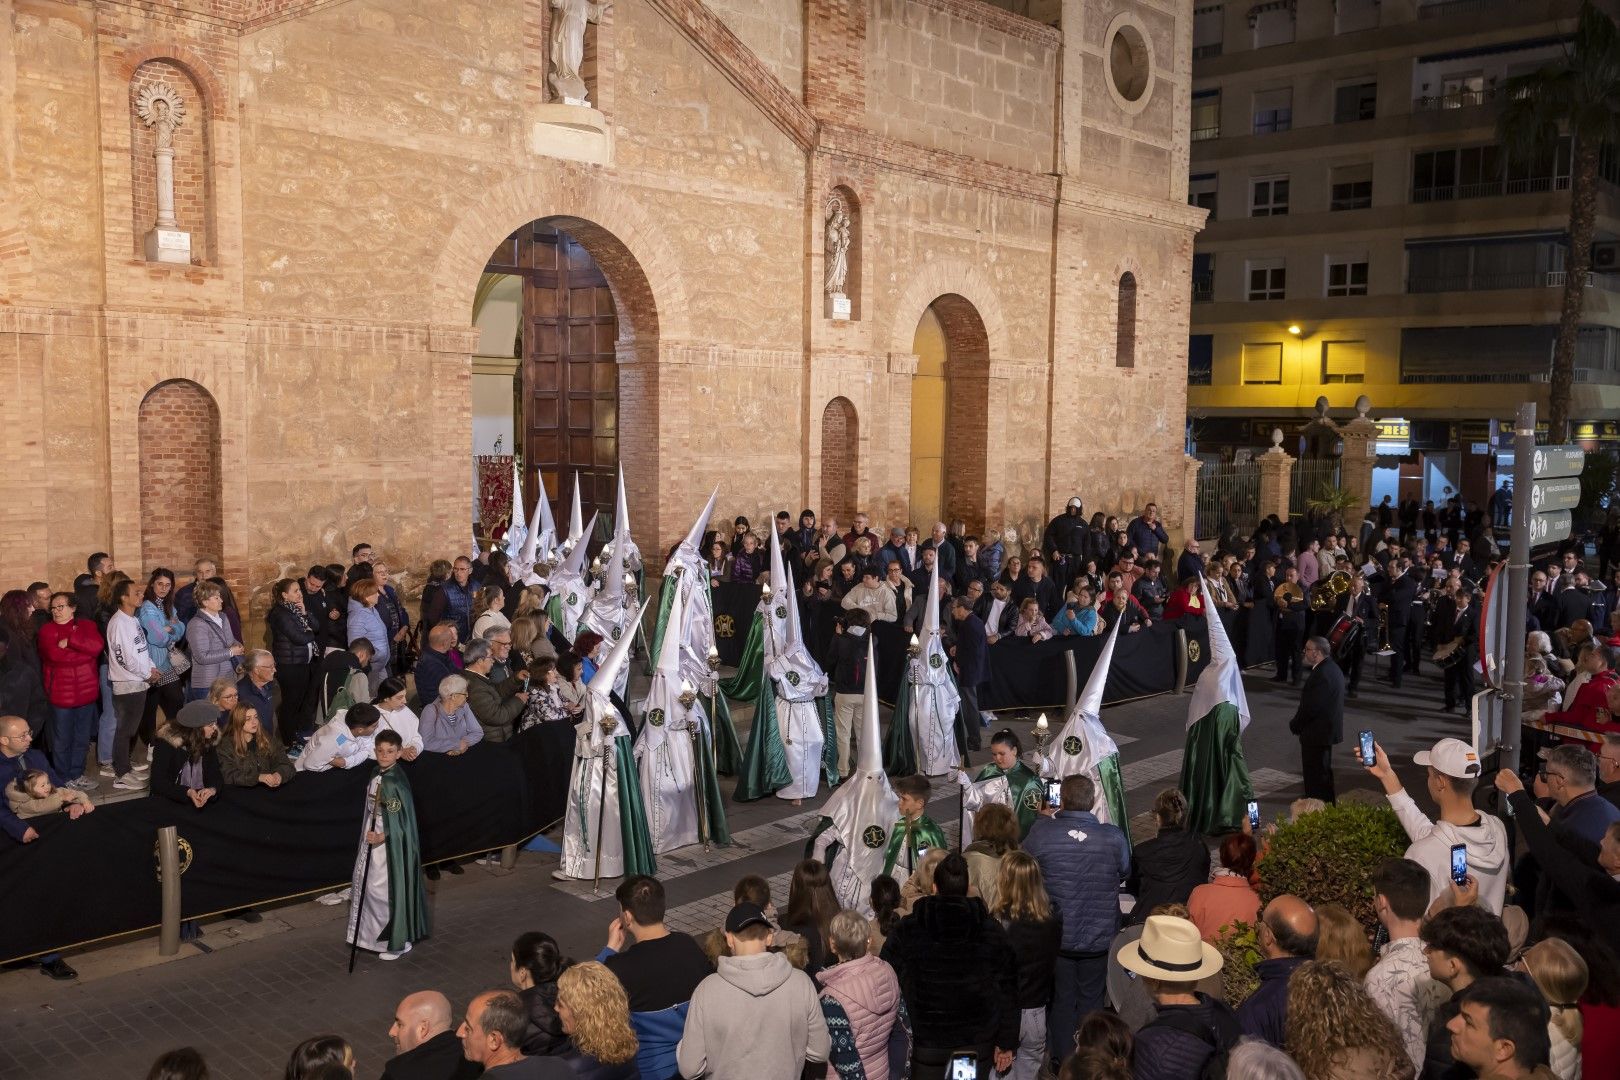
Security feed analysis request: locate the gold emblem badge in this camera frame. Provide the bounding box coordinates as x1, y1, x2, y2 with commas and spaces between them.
715, 615, 736, 638
1188, 640, 1202, 663
385, 796, 404, 813
862, 825, 886, 849
648, 708, 666, 728
1063, 735, 1083, 755
786, 670, 801, 686
1022, 789, 1042, 811
154, 836, 194, 882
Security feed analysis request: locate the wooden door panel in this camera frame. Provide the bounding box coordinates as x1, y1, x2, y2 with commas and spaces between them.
487, 222, 619, 527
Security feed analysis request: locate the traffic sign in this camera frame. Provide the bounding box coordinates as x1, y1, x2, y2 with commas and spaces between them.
1528, 477, 1582, 513
1528, 510, 1573, 546
1528, 445, 1584, 479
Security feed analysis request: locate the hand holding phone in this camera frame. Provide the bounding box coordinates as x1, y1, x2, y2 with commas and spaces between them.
1247, 800, 1261, 833
1450, 843, 1469, 886
1359, 730, 1376, 768
948, 1052, 978, 1080
1044, 778, 1063, 809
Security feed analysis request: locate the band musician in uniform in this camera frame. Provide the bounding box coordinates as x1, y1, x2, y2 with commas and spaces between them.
1337, 575, 1377, 698
1271, 567, 1308, 686
1379, 560, 1418, 690
1432, 587, 1479, 714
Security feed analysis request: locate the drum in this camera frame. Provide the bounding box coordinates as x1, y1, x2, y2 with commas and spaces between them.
1327, 614, 1364, 663
1432, 640, 1466, 668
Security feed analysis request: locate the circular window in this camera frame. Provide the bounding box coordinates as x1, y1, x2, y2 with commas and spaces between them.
1109, 25, 1150, 103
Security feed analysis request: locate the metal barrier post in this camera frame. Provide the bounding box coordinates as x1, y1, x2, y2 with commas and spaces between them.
500, 844, 518, 870
1175, 630, 1190, 693
1064, 650, 1079, 712
158, 825, 181, 956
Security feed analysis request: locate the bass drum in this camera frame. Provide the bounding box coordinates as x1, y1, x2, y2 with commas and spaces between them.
1327, 614, 1364, 664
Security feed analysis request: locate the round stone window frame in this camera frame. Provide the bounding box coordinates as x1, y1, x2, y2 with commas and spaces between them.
1103, 14, 1155, 115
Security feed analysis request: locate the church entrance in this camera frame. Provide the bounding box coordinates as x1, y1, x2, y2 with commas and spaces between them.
908, 294, 991, 533
478, 220, 622, 531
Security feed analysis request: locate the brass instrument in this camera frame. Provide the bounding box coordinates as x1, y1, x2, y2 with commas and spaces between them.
1273, 581, 1305, 607
1375, 602, 1396, 656
1309, 570, 1352, 612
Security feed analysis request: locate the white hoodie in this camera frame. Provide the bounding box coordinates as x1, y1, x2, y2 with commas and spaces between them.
1387, 788, 1510, 913
106, 609, 156, 693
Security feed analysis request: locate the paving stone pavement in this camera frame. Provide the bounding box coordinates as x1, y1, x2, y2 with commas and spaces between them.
0, 663, 1458, 1080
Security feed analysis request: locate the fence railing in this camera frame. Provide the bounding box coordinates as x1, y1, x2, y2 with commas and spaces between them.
1290, 458, 1342, 517
1195, 461, 1260, 539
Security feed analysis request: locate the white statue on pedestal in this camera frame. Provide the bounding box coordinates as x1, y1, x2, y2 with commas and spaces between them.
825, 192, 852, 320
551, 0, 609, 107
135, 82, 191, 265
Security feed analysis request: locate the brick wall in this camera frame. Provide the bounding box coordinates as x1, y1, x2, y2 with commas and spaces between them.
702, 0, 803, 98
138, 379, 222, 575
819, 397, 857, 523
128, 60, 212, 264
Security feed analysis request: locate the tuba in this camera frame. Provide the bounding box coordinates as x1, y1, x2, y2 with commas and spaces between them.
1309, 570, 1352, 612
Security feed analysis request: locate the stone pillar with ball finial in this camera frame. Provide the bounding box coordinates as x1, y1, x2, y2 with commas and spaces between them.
1337, 395, 1379, 532
1258, 427, 1296, 524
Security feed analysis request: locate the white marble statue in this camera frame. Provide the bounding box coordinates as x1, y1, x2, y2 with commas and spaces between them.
825, 193, 851, 299
551, 0, 610, 106
135, 82, 190, 264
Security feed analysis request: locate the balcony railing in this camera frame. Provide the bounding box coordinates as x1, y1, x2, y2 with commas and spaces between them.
1419, 0, 1512, 18
1405, 270, 1610, 294
1192, 125, 1221, 141
1412, 175, 1570, 203
1192, 278, 1214, 302
1414, 87, 1499, 111
1193, 42, 1223, 59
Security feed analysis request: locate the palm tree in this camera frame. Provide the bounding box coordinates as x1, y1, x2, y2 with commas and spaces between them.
1496, 3, 1620, 441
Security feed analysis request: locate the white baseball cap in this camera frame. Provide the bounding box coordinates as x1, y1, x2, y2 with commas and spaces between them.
1414, 737, 1481, 780
1067, 496, 1083, 509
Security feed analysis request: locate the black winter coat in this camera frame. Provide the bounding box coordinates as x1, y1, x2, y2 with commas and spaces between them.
520, 982, 571, 1057
1003, 914, 1061, 1009
1127, 827, 1211, 924
880, 895, 1019, 1053
267, 602, 321, 668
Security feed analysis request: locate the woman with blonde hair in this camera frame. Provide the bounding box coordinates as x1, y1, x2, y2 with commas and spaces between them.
899, 848, 948, 914
555, 961, 639, 1080
1312, 903, 1373, 981
216, 704, 293, 788
1522, 937, 1586, 1080
1283, 960, 1413, 1080
964, 801, 1020, 911
992, 851, 1061, 1080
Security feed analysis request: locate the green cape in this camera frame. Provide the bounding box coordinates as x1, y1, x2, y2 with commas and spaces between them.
734, 684, 839, 802
1178, 700, 1254, 836
614, 735, 658, 876
376, 765, 429, 951
882, 814, 949, 876
650, 574, 743, 775
971, 759, 1044, 837
883, 668, 968, 778
719, 609, 766, 701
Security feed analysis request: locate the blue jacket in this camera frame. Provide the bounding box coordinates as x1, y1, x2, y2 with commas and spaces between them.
347, 600, 391, 668
236, 675, 279, 739
1127, 516, 1169, 557
952, 613, 988, 687
1023, 810, 1130, 953
625, 1004, 684, 1080
414, 648, 458, 706
138, 600, 187, 676
1, 748, 65, 842
1237, 955, 1309, 1048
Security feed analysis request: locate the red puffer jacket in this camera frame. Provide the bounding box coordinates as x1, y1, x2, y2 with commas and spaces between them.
37, 618, 103, 708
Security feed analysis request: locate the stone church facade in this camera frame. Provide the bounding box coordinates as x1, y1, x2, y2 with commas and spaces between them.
0, 0, 1203, 615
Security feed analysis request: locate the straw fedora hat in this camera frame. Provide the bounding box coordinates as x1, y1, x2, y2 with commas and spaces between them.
1116, 915, 1224, 981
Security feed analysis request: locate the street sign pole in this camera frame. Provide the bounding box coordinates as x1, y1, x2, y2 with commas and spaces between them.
1500, 402, 1534, 776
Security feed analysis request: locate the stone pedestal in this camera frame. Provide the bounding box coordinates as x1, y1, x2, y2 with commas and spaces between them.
144, 227, 191, 264
1338, 416, 1378, 530
1177, 454, 1203, 543
528, 104, 612, 165
826, 293, 851, 321
1258, 448, 1295, 523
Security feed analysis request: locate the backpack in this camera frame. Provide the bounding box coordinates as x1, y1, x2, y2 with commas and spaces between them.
1143, 1003, 1243, 1080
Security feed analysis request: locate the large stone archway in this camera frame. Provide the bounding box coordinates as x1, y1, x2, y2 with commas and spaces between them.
432, 168, 694, 554
909, 294, 993, 534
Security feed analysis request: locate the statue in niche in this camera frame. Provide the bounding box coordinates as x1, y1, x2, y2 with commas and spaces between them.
825, 193, 851, 299
135, 81, 190, 263
550, 0, 610, 106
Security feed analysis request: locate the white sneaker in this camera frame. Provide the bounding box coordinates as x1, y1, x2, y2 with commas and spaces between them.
379, 942, 413, 961
130, 762, 150, 775
315, 889, 351, 906
99, 764, 116, 779
68, 776, 99, 792
113, 774, 147, 791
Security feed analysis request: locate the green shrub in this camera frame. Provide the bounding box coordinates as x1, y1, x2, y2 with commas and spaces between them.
1257, 801, 1407, 937
1214, 921, 1262, 1006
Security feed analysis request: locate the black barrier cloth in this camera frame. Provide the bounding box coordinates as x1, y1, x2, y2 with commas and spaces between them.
0, 732, 572, 963
710, 582, 762, 666
974, 618, 1212, 711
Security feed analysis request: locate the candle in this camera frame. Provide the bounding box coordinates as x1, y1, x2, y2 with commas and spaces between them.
707, 644, 719, 659
910, 633, 920, 648
1035, 713, 1049, 733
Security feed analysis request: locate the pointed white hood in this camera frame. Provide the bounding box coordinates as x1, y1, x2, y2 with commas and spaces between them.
586, 597, 649, 718
558, 511, 599, 579
1187, 575, 1251, 732
763, 521, 827, 698
762, 521, 793, 656
818, 636, 898, 912
915, 557, 953, 687
516, 471, 547, 576
503, 459, 528, 561
637, 587, 688, 755
1048, 617, 1122, 809
664, 486, 719, 579
568, 472, 585, 547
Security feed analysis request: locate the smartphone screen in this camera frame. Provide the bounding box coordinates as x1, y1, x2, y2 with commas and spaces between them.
1044, 779, 1063, 808
1359, 731, 1375, 767
1247, 801, 1260, 832
1450, 843, 1468, 886
916, 846, 931, 862
949, 1052, 978, 1080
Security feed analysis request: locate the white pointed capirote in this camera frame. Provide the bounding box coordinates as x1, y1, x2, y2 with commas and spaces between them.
812, 635, 898, 912
533, 475, 559, 566
1047, 617, 1124, 821
1187, 575, 1250, 733
560, 512, 599, 578
614, 466, 630, 541
655, 583, 684, 676
679, 487, 719, 557
504, 459, 528, 561
635, 584, 705, 852
516, 472, 547, 573
761, 516, 828, 800
763, 521, 793, 656
568, 472, 585, 546
906, 553, 960, 775
588, 597, 649, 704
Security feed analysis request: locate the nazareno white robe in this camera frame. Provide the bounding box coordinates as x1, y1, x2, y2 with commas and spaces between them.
346, 774, 393, 952
560, 713, 632, 879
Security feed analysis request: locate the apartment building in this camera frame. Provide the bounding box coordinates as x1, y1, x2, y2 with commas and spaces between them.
1185, 0, 1620, 507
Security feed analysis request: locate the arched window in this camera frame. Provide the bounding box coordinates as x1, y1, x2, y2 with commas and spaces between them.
139, 380, 222, 571
1116, 272, 1138, 368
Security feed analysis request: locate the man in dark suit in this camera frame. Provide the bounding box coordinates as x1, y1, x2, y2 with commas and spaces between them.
1434, 588, 1478, 712
381, 990, 479, 1080
1288, 636, 1345, 803
1529, 569, 1559, 631
1380, 560, 1418, 689
951, 596, 989, 751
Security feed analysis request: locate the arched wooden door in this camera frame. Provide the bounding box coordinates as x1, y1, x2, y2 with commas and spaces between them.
486, 221, 619, 525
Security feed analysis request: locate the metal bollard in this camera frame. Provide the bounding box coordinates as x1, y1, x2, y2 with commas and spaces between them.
158, 826, 181, 956
1174, 629, 1190, 693
499, 844, 518, 870
1063, 650, 1079, 712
